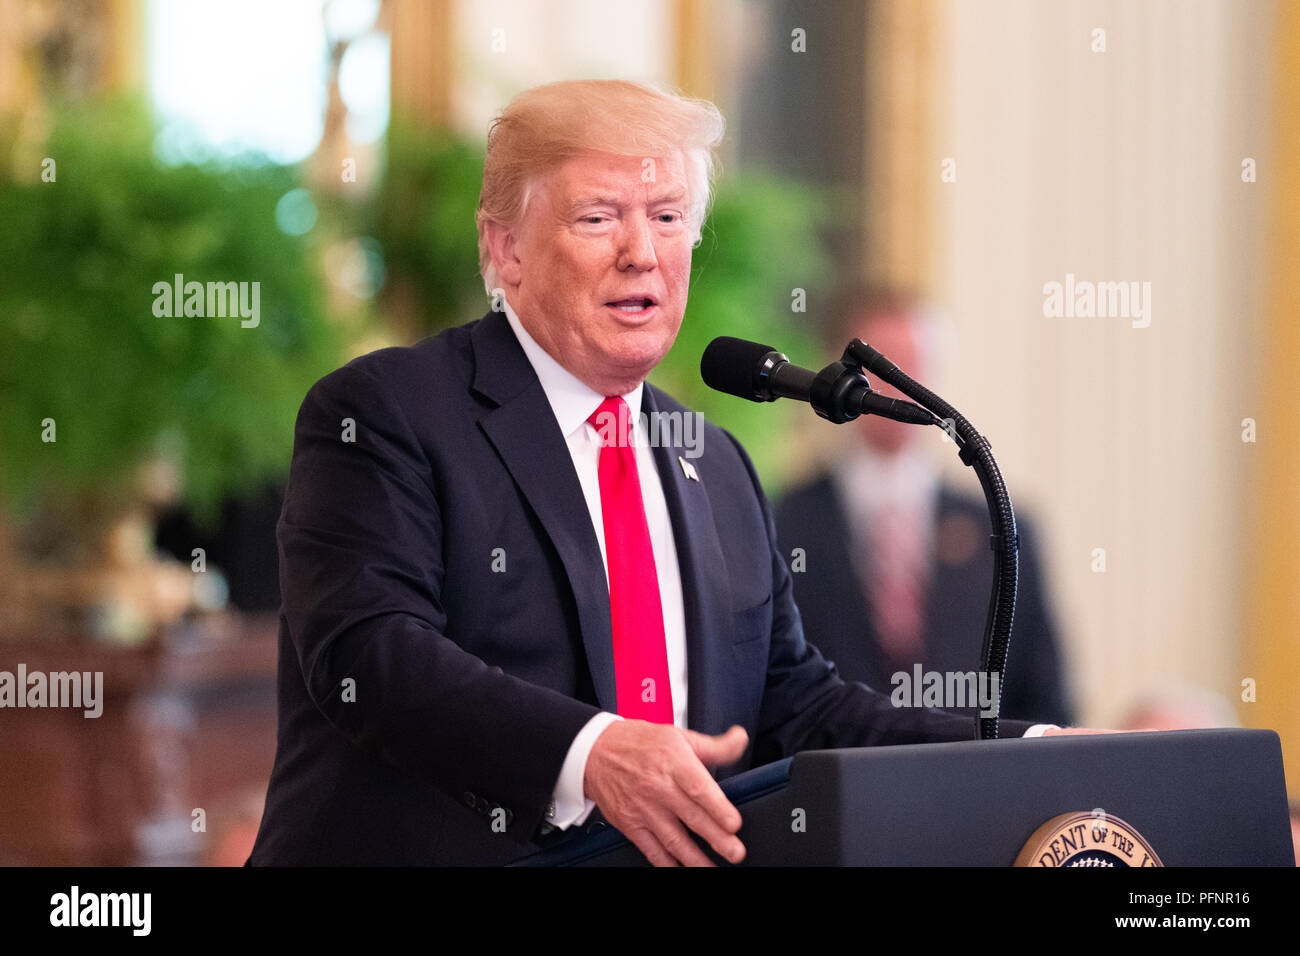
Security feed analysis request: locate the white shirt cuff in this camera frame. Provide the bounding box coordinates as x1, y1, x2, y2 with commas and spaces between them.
546, 712, 622, 830
1022, 724, 1059, 737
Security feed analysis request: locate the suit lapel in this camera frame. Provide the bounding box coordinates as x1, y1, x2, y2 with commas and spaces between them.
820, 476, 886, 684
643, 385, 733, 734
467, 311, 735, 730
469, 312, 618, 714
926, 488, 981, 671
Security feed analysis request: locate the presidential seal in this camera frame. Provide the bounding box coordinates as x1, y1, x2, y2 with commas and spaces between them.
1014, 811, 1162, 867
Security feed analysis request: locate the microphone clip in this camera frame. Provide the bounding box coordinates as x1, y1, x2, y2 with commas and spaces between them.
809, 357, 872, 424
813, 345, 940, 428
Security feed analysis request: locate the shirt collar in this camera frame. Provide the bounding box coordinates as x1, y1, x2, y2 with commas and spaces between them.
502, 297, 643, 439
832, 439, 939, 522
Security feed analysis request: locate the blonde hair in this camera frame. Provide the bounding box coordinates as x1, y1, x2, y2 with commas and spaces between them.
476, 80, 726, 296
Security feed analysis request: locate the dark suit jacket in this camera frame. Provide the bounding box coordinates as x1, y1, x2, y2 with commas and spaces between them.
774, 472, 1073, 727
248, 310, 1033, 865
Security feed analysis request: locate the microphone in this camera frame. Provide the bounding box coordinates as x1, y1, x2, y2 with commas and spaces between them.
702, 335, 1017, 740
700, 336, 935, 426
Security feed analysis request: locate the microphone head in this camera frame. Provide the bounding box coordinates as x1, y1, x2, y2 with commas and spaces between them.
700, 336, 782, 401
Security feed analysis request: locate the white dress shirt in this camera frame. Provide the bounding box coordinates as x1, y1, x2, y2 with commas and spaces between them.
832, 441, 939, 571
501, 300, 687, 829
832, 443, 1055, 740
502, 302, 1055, 833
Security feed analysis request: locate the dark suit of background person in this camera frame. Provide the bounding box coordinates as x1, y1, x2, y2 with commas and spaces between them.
246, 307, 1040, 866
774, 291, 1073, 728
775, 473, 1072, 726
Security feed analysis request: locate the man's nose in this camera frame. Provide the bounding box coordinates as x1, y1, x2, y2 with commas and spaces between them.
616, 216, 658, 271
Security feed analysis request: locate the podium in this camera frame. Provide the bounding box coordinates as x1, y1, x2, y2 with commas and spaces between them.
514, 729, 1294, 866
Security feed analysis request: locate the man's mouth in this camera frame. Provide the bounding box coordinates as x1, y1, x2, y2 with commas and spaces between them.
606, 297, 657, 314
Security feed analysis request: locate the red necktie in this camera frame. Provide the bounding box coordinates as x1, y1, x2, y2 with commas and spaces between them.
588, 396, 674, 723
866, 505, 926, 672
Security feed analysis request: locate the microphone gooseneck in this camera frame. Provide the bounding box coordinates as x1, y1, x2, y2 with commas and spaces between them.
845, 337, 1017, 742
701, 333, 1018, 740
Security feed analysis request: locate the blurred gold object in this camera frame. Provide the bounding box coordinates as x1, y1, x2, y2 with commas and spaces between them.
0, 460, 197, 645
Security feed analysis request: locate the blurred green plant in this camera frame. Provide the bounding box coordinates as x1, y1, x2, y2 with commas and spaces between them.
374, 116, 488, 334
0, 99, 343, 526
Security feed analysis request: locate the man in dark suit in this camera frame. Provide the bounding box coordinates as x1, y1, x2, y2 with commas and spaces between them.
248, 81, 1067, 868
776, 289, 1073, 727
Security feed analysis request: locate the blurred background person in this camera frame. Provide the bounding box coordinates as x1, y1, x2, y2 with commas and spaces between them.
776, 287, 1073, 726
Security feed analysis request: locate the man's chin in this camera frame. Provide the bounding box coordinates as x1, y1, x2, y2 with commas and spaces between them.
589, 342, 675, 394
610, 324, 678, 359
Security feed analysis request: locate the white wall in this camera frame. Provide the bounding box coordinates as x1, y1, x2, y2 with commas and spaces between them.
450, 0, 674, 138
935, 0, 1273, 724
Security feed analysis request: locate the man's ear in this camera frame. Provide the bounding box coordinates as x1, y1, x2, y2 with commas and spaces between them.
485, 220, 523, 288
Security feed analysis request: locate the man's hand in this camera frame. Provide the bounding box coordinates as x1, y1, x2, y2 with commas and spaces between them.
583, 721, 748, 867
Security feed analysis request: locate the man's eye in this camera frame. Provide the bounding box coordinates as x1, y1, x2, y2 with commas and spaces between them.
581, 215, 607, 224
656, 213, 680, 223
